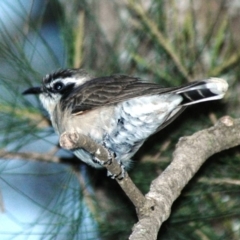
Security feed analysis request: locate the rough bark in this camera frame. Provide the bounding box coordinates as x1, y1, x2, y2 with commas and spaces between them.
130, 116, 240, 240
59, 116, 240, 240
1, 116, 239, 240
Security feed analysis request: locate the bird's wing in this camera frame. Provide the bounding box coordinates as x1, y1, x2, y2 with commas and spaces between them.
60, 75, 178, 114
60, 75, 227, 116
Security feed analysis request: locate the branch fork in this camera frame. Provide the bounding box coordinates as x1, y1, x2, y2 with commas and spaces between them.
59, 116, 240, 240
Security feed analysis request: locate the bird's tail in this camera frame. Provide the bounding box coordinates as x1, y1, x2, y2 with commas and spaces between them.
176, 78, 228, 106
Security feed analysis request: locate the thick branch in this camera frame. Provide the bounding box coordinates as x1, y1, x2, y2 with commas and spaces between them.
130, 116, 240, 240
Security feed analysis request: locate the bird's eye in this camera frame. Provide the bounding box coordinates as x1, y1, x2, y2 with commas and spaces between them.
53, 82, 64, 91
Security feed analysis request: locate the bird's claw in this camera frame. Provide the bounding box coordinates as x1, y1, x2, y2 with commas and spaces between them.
107, 162, 126, 180
93, 148, 114, 166
92, 146, 125, 180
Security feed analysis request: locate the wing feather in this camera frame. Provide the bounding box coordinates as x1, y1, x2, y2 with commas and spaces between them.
60, 75, 199, 114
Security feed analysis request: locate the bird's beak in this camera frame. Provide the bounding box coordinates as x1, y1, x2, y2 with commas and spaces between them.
22, 86, 43, 95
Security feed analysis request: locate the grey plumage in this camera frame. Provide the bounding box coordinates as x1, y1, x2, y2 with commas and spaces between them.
23, 68, 228, 170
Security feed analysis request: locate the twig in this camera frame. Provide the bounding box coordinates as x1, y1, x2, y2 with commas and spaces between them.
74, 10, 85, 68
0, 103, 49, 128
209, 53, 240, 76
0, 150, 60, 163
199, 177, 240, 186
59, 132, 152, 216
0, 190, 4, 213
72, 166, 102, 222
126, 0, 191, 82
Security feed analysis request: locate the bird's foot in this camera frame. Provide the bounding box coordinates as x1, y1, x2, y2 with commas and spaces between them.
107, 162, 126, 180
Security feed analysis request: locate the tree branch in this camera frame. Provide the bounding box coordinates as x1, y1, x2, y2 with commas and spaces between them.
129, 116, 240, 240
0, 150, 60, 163
2, 116, 239, 239
126, 0, 191, 82
59, 132, 150, 214
58, 116, 240, 240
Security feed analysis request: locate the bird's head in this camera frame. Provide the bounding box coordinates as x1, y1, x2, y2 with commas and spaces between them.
23, 68, 92, 114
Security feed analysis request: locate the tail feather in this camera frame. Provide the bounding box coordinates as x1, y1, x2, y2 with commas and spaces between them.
176, 78, 228, 106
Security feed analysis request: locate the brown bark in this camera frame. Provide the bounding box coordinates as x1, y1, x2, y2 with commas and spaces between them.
1, 116, 239, 240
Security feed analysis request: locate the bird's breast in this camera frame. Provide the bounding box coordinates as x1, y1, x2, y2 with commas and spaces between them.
52, 105, 116, 141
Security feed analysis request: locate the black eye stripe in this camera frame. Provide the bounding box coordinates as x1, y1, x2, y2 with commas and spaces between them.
45, 82, 75, 95
44, 82, 64, 93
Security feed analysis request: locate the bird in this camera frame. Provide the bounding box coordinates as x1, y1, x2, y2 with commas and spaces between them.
23, 68, 228, 174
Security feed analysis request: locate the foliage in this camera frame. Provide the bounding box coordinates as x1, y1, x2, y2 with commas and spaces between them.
0, 0, 240, 239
